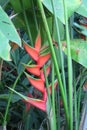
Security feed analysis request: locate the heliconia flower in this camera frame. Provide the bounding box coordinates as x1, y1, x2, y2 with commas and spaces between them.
23, 80, 58, 112
37, 53, 51, 67
24, 72, 45, 93
40, 64, 51, 81
35, 32, 41, 52
48, 80, 58, 94
23, 42, 39, 61
25, 98, 46, 112
23, 64, 41, 76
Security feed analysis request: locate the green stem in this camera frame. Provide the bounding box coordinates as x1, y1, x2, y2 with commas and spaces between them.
50, 0, 67, 100
37, 0, 69, 126
77, 76, 83, 126
31, 0, 38, 32
56, 87, 61, 130
63, 0, 73, 130
51, 63, 56, 130
73, 63, 78, 130
3, 72, 22, 128
21, 0, 33, 46
43, 65, 51, 109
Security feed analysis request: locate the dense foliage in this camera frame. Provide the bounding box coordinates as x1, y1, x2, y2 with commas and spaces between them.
0, 0, 87, 130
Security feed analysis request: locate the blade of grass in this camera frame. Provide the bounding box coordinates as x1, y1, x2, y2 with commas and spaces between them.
63, 0, 73, 129
56, 86, 61, 130
37, 0, 69, 127
73, 62, 78, 130
51, 63, 56, 130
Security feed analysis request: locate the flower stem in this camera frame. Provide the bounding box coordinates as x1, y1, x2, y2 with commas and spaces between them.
31, 0, 38, 33
3, 72, 22, 128
21, 0, 33, 46
37, 0, 69, 126
51, 63, 56, 130
50, 0, 67, 101
63, 0, 73, 129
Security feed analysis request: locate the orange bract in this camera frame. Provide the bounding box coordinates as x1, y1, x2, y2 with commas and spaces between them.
24, 64, 41, 76
23, 42, 39, 61
25, 73, 45, 93
23, 33, 58, 112
37, 53, 51, 67
25, 98, 46, 112
35, 33, 41, 52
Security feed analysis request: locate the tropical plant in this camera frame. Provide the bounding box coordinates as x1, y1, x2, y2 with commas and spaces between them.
0, 0, 87, 130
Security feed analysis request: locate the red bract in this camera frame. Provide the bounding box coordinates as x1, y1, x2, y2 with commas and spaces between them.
23, 33, 58, 112
37, 53, 51, 67
35, 33, 41, 52
24, 64, 41, 76
40, 64, 51, 81
23, 42, 39, 61
25, 98, 46, 112
23, 94, 33, 111
25, 72, 45, 93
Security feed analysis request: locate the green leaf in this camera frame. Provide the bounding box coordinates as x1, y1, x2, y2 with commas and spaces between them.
8, 87, 28, 100
0, 6, 21, 45
0, 94, 21, 103
73, 22, 87, 36
10, 0, 31, 13
0, 6, 21, 60
0, 0, 10, 7
62, 40, 87, 68
42, 0, 81, 24
76, 0, 87, 18
0, 31, 10, 60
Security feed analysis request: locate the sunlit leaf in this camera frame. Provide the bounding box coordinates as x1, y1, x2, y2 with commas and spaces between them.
42, 0, 81, 24
0, 6, 21, 60
62, 40, 87, 68
76, 0, 87, 18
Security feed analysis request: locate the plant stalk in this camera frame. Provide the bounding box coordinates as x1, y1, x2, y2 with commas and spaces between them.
3, 72, 22, 128
50, 0, 67, 101
37, 0, 69, 126
21, 0, 33, 46
51, 63, 56, 130
63, 0, 73, 130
